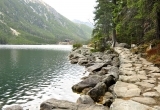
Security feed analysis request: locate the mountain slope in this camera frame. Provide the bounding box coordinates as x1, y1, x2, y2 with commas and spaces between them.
0, 0, 92, 44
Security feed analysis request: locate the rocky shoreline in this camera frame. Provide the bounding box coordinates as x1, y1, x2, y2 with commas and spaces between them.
5, 46, 160, 110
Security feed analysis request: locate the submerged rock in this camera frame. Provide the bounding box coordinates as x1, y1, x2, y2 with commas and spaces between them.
4, 105, 23, 110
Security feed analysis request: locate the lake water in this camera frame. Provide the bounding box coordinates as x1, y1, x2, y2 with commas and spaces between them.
0, 45, 86, 110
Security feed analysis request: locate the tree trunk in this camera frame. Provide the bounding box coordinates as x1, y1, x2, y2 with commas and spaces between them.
112, 0, 117, 47
156, 12, 160, 39
112, 27, 116, 47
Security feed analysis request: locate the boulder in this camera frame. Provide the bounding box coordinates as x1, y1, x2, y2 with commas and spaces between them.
108, 66, 119, 81
87, 82, 106, 102
102, 75, 116, 88
87, 63, 106, 72
78, 58, 88, 65
40, 98, 109, 110
4, 105, 23, 110
77, 95, 94, 104
72, 75, 102, 93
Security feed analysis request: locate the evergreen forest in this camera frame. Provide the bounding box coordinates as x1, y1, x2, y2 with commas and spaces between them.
92, 0, 160, 49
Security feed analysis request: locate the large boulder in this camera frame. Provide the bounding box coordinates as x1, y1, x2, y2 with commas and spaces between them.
40, 98, 109, 110
87, 82, 106, 102
72, 75, 103, 93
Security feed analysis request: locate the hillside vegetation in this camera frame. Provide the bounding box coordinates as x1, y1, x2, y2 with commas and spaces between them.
0, 0, 92, 44
91, 0, 160, 65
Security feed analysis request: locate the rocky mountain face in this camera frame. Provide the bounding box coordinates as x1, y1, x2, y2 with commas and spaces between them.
0, 0, 92, 44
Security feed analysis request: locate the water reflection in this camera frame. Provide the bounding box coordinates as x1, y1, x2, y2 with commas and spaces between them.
10, 49, 18, 68
0, 45, 86, 110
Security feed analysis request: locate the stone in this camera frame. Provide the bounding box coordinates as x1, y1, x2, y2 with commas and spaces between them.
119, 75, 140, 83
70, 59, 78, 64
77, 95, 94, 104
4, 105, 23, 110
137, 71, 146, 75
111, 57, 120, 67
102, 92, 114, 107
143, 79, 156, 84
121, 63, 132, 68
110, 99, 157, 110
137, 75, 148, 80
131, 97, 157, 105
154, 85, 160, 93
87, 82, 106, 102
152, 73, 160, 77
102, 75, 116, 88
108, 66, 119, 80
72, 75, 102, 93
119, 69, 136, 76
78, 58, 88, 65
135, 82, 155, 88
40, 98, 109, 110
100, 66, 112, 74
114, 81, 141, 98
87, 63, 106, 72
145, 66, 160, 73
143, 92, 160, 97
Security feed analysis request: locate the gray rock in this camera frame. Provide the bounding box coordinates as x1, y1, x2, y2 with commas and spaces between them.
101, 66, 112, 74
114, 81, 141, 98
102, 75, 116, 88
4, 105, 23, 110
40, 98, 109, 110
77, 95, 94, 104
72, 75, 102, 93
70, 59, 78, 64
108, 66, 119, 81
87, 82, 106, 102
110, 99, 157, 110
111, 57, 120, 67
78, 58, 88, 65
87, 63, 106, 72
116, 43, 130, 48
131, 97, 157, 105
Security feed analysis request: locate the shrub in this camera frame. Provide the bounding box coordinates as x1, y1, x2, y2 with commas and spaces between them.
73, 43, 82, 49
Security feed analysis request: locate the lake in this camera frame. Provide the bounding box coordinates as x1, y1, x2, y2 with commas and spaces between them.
0, 45, 86, 110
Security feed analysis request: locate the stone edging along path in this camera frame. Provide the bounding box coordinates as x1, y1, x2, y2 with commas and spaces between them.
112, 47, 160, 110
40, 46, 160, 110
4, 46, 160, 110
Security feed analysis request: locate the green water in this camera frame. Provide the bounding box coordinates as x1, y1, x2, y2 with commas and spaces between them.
0, 45, 85, 110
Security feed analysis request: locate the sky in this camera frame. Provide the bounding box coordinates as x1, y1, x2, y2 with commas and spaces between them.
43, 0, 96, 23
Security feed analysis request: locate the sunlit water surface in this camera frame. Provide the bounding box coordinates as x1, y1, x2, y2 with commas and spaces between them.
0, 45, 87, 110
